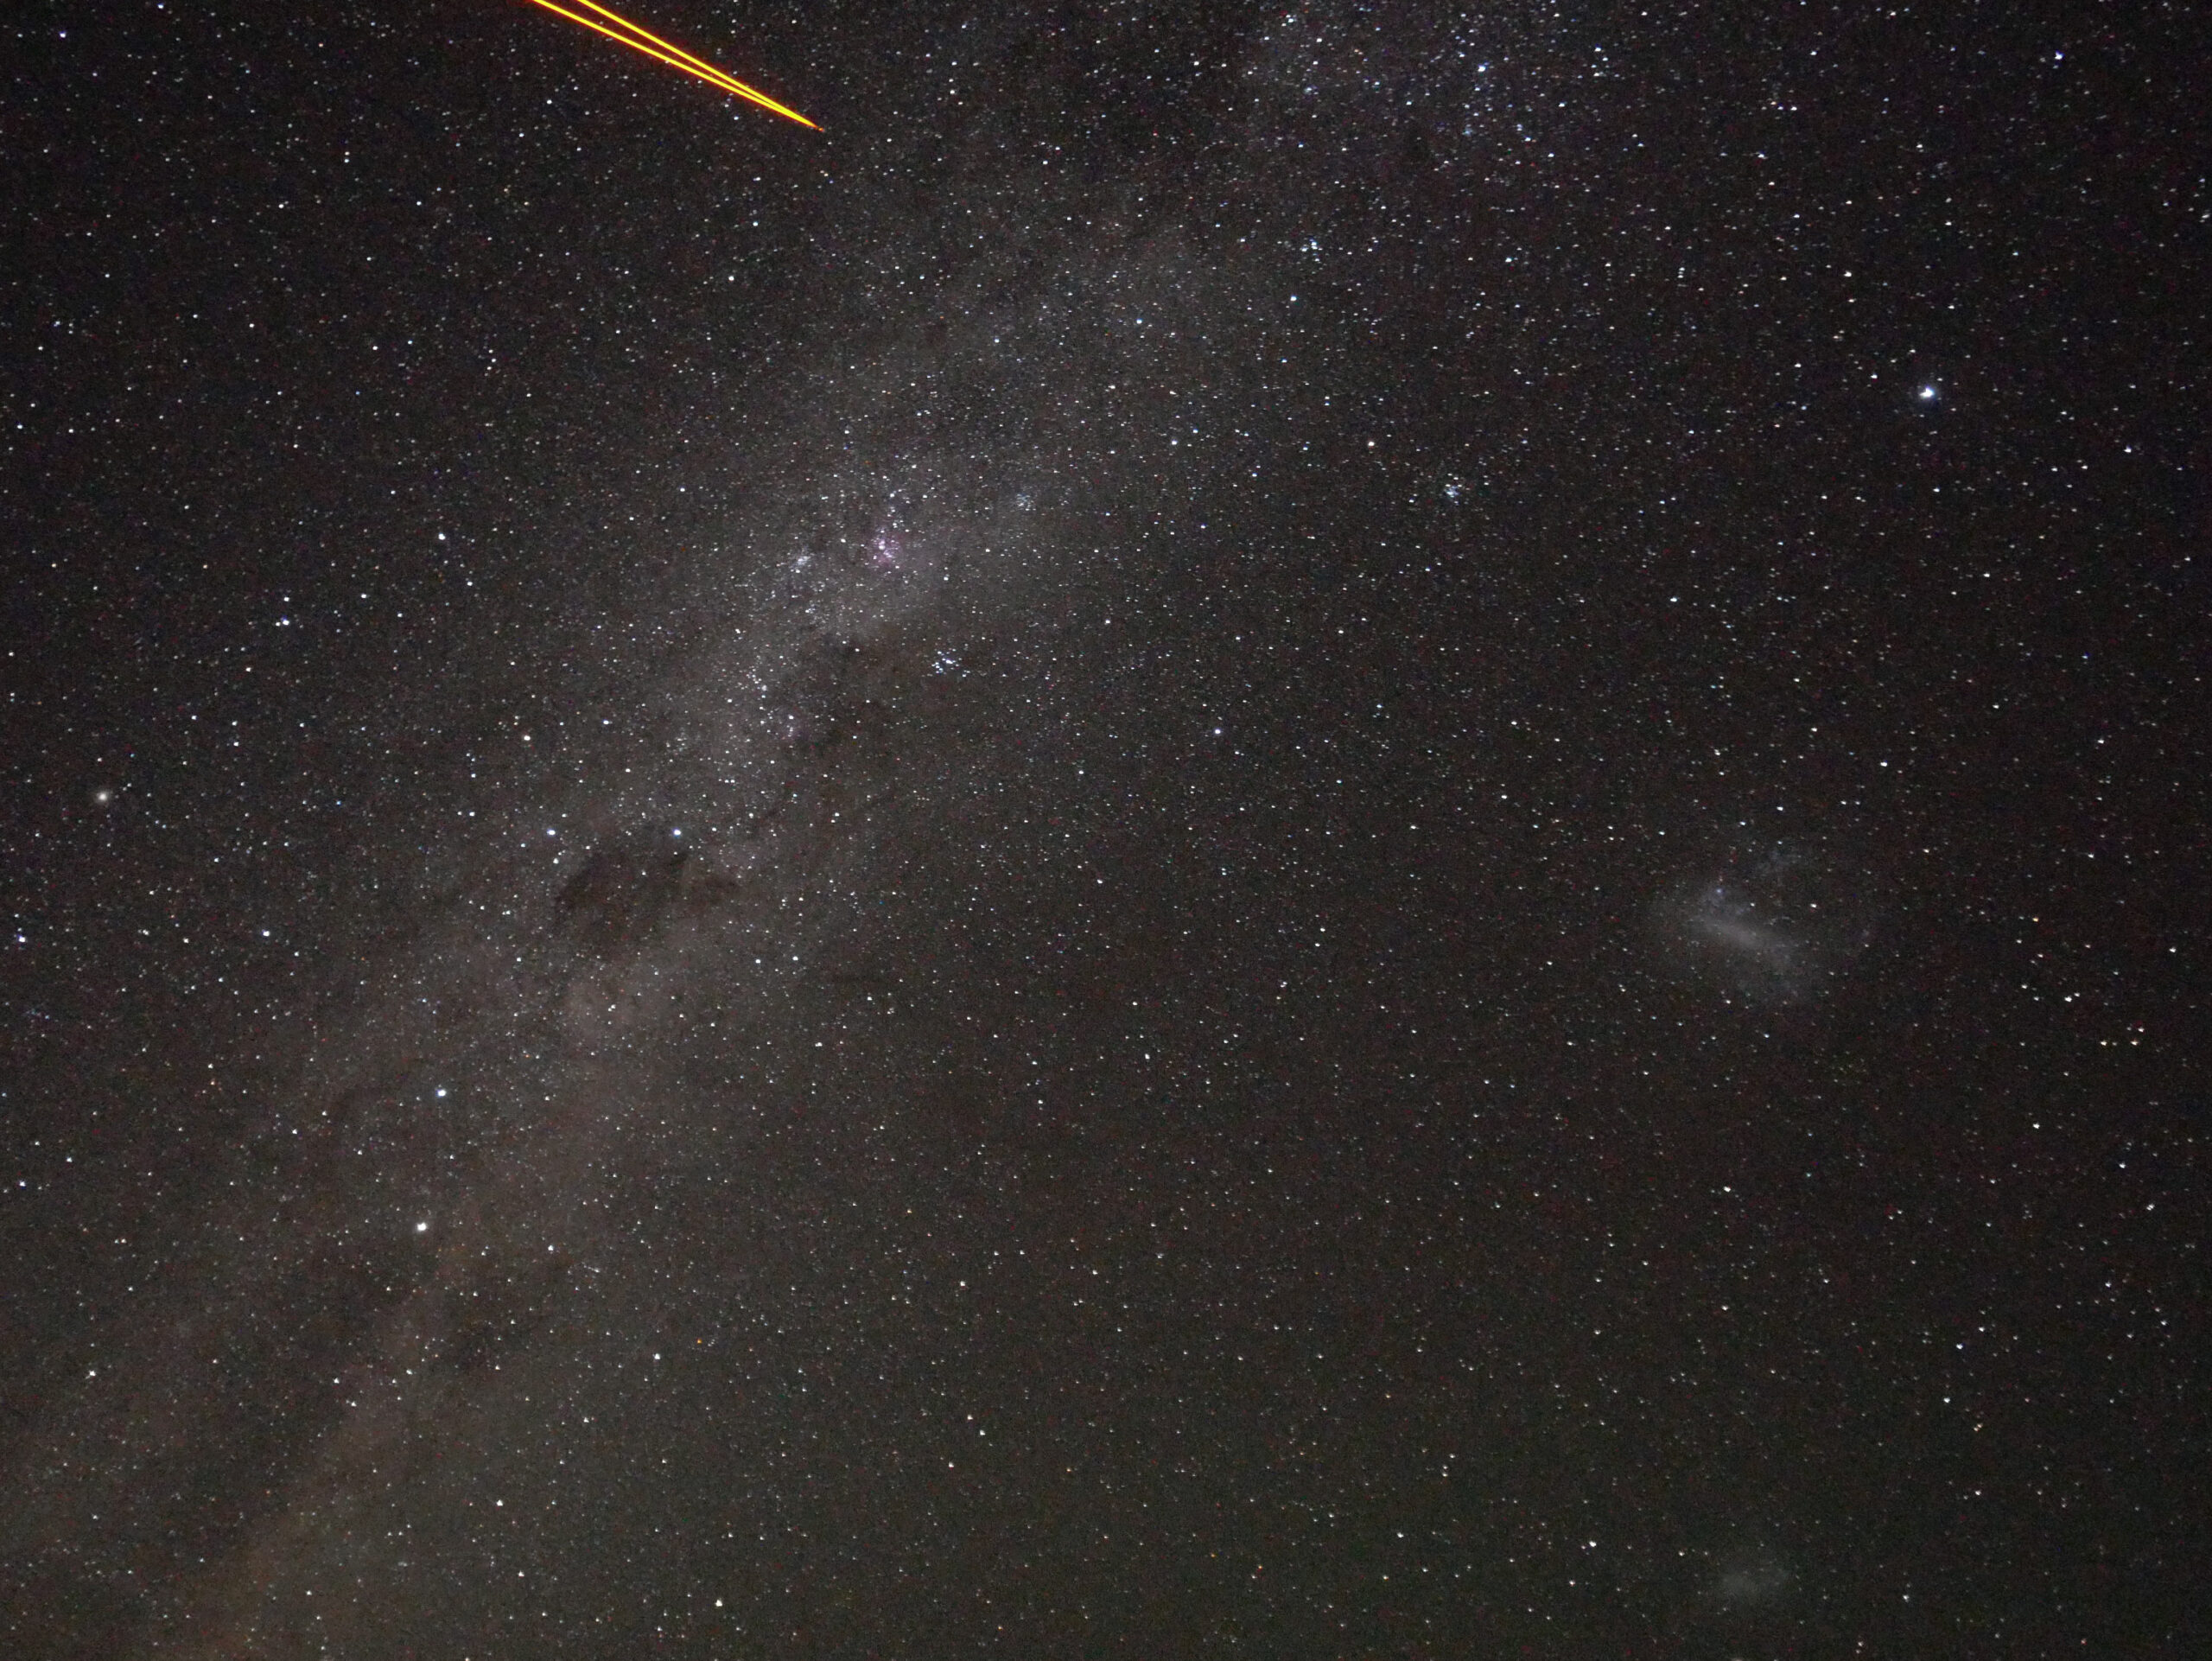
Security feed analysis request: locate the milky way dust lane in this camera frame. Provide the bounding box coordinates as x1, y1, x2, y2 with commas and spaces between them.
519, 0, 820, 128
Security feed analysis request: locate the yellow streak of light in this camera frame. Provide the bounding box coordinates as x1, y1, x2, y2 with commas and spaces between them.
519, 0, 819, 129
563, 0, 813, 123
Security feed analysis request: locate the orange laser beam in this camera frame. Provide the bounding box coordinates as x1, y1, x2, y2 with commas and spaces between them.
562, 0, 801, 118
524, 0, 747, 98
563, 0, 789, 106
520, 0, 819, 129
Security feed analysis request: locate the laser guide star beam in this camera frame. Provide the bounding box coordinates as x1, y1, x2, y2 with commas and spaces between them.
520, 0, 819, 129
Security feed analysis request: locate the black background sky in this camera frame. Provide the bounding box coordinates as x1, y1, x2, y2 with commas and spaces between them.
2, 1, 2206, 1654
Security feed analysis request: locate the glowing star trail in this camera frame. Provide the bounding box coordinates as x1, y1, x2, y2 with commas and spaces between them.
521, 0, 819, 128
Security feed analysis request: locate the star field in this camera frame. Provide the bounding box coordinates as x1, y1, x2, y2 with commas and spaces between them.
2, 1, 2205, 1654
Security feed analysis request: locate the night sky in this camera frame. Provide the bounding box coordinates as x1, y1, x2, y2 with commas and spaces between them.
3, 1, 2206, 1654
